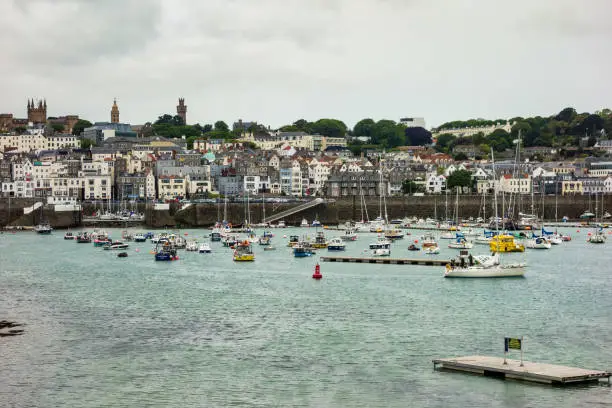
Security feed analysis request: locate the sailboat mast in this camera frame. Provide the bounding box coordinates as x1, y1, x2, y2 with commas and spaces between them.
491, 148, 499, 233
262, 191, 266, 224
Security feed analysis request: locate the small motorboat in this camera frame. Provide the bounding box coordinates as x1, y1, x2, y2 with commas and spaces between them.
76, 233, 91, 243
233, 241, 255, 261
198, 243, 212, 253
258, 236, 272, 246
293, 243, 314, 257
340, 229, 358, 241
103, 241, 129, 250
526, 236, 551, 249
448, 235, 473, 249
64, 232, 75, 240
185, 240, 199, 251
133, 233, 147, 242
407, 244, 420, 251
263, 246, 276, 251
34, 223, 52, 234
372, 247, 391, 257
327, 237, 346, 251
154, 243, 179, 261
369, 237, 391, 249
117, 252, 128, 258
425, 246, 440, 255
300, 218, 309, 227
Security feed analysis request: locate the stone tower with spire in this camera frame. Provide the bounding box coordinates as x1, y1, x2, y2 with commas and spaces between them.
27, 98, 47, 123
111, 98, 120, 123
177, 98, 187, 124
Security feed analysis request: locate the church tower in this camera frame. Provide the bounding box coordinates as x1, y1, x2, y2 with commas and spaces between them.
177, 98, 187, 124
27, 98, 47, 123
111, 98, 120, 123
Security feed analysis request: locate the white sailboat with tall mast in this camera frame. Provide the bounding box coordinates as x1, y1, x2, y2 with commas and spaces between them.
444, 148, 526, 278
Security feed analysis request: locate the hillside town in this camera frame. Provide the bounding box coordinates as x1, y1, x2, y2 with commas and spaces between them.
2, 98, 612, 206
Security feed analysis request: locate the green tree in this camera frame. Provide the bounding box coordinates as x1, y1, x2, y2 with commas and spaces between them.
214, 121, 229, 132
405, 127, 432, 146
14, 126, 27, 135
446, 169, 473, 191
371, 120, 404, 147
51, 123, 65, 133
293, 119, 311, 132
353, 118, 375, 137
401, 180, 424, 194
80, 138, 95, 149
454, 152, 468, 161
71, 119, 92, 136
202, 124, 213, 133
555, 107, 577, 123
435, 133, 456, 152
310, 118, 347, 138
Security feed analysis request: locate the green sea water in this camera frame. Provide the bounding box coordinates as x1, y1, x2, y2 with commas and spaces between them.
1, 227, 611, 407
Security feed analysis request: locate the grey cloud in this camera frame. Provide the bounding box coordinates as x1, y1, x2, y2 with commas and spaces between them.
0, 0, 610, 128
1, 0, 162, 66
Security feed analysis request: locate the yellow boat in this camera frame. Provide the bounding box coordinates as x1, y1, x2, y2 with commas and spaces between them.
310, 231, 328, 249
233, 240, 255, 261
489, 234, 525, 253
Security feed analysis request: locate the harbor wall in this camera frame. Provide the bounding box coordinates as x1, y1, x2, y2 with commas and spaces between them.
1, 195, 610, 228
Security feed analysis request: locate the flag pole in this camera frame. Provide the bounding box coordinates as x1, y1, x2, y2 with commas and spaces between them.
503, 337, 507, 365
520, 336, 524, 367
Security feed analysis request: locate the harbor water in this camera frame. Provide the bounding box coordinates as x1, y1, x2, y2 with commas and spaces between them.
1, 227, 611, 407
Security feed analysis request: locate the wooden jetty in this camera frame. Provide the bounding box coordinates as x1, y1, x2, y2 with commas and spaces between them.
320, 256, 449, 266
433, 355, 611, 385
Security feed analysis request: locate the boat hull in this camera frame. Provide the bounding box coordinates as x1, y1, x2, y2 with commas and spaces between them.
445, 266, 525, 278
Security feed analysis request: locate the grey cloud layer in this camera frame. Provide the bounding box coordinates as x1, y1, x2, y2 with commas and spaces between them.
1, 0, 610, 128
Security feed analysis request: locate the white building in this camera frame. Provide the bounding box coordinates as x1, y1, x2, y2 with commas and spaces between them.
425, 174, 446, 194
0, 132, 47, 153
243, 175, 270, 195
399, 117, 426, 128
46, 134, 79, 150
291, 160, 302, 197
498, 174, 531, 194
82, 174, 112, 200
433, 122, 513, 139
1, 180, 35, 197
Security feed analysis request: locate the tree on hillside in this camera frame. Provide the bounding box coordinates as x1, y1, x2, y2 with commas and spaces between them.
435, 133, 456, 152
71, 119, 92, 136
555, 107, 577, 123
404, 127, 432, 146
353, 118, 375, 137
454, 152, 468, 161
214, 121, 229, 132
293, 119, 311, 132
401, 180, 424, 194
371, 120, 404, 147
51, 123, 65, 133
80, 138, 95, 149
310, 119, 347, 138
446, 169, 472, 191
14, 126, 27, 135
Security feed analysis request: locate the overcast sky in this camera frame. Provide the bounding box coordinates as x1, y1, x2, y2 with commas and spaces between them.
1, 0, 610, 129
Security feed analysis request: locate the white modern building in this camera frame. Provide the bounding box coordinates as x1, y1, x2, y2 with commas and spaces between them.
399, 117, 426, 128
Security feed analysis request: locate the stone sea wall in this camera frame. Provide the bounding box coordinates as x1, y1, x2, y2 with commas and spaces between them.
1, 195, 610, 229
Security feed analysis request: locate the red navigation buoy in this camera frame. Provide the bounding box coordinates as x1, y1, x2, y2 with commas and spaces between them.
312, 263, 322, 280
414, 239, 418, 243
